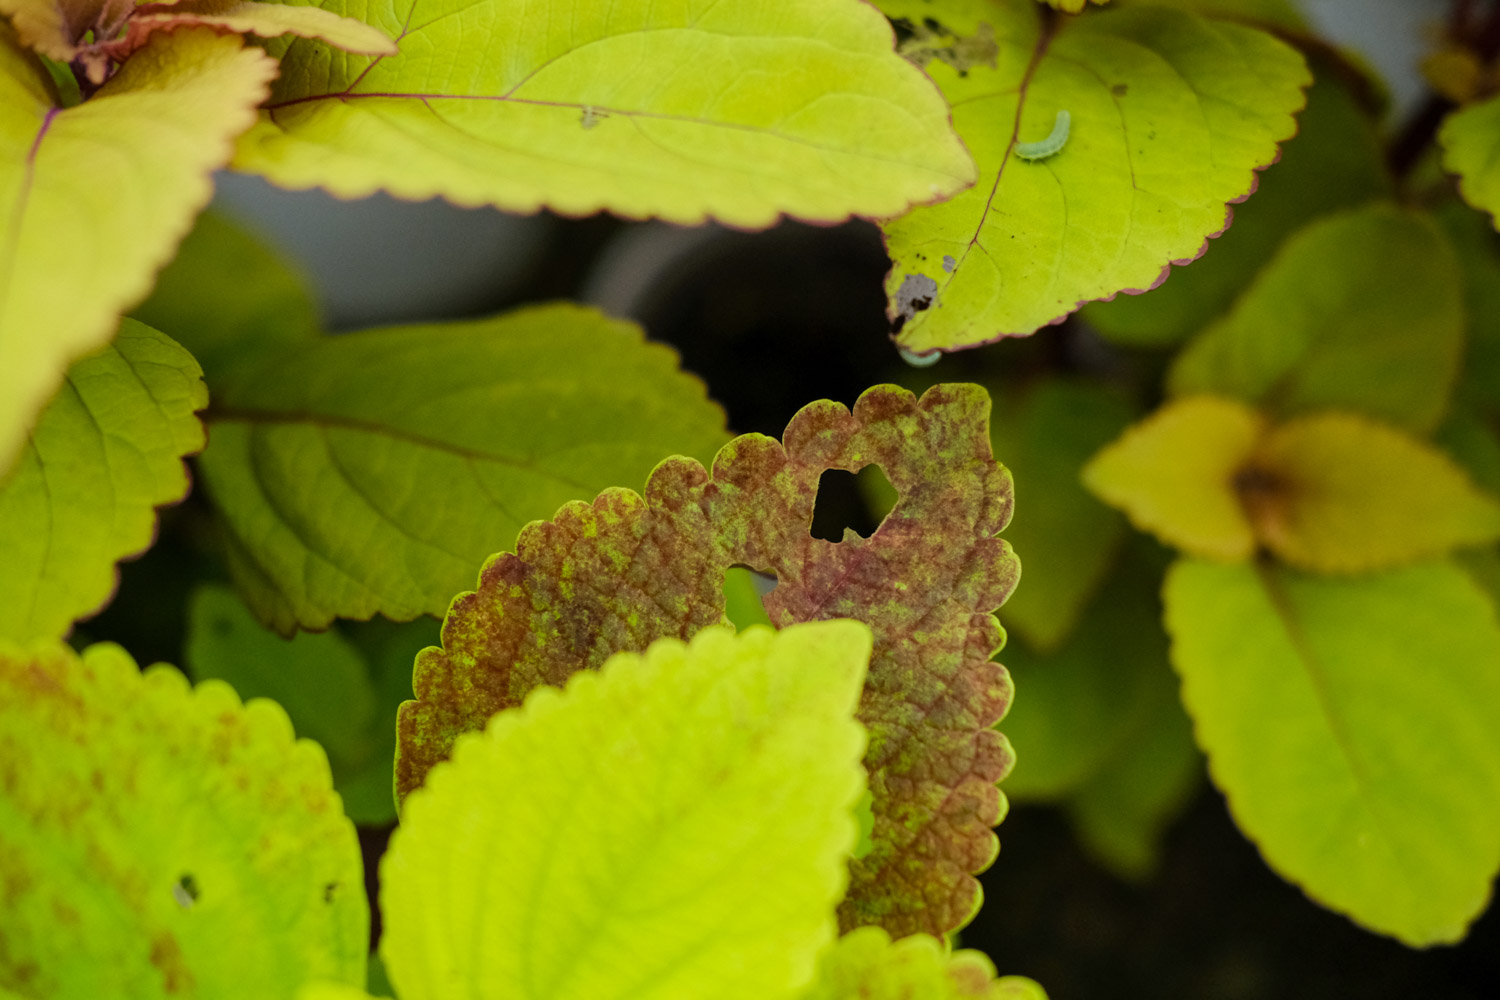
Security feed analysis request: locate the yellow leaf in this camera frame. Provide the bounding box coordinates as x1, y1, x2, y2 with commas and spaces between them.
1247, 412, 1500, 573
0, 26, 275, 475
0, 0, 129, 60
1082, 396, 1264, 561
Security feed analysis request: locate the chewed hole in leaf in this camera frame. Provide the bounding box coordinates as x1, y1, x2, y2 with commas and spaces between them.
810, 466, 896, 542
172, 874, 199, 909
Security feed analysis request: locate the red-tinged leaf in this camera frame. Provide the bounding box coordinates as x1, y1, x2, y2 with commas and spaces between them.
108, 0, 398, 62
0, 0, 130, 60
397, 383, 1019, 939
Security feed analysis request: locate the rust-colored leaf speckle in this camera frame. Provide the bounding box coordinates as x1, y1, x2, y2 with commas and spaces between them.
398, 384, 1019, 937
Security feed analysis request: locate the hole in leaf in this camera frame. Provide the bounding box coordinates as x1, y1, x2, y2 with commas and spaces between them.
723, 566, 775, 630
172, 874, 199, 910
810, 465, 896, 543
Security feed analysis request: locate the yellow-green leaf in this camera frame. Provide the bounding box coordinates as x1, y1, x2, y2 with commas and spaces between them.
878, 0, 1308, 354
1165, 558, 1500, 945
0, 641, 367, 996
118, 0, 398, 60
1169, 204, 1464, 433
232, 0, 974, 227
1245, 412, 1500, 574
1440, 93, 1500, 230
798, 926, 1048, 1000
0, 26, 275, 476
1082, 395, 1264, 561
380, 623, 872, 1000
195, 304, 730, 633
0, 321, 206, 642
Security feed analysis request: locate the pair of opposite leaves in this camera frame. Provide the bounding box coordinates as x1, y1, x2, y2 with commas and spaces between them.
0, 623, 1046, 1000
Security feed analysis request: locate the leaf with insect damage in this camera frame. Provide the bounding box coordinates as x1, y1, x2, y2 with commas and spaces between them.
0, 641, 366, 995
397, 383, 1019, 939
876, 0, 1308, 356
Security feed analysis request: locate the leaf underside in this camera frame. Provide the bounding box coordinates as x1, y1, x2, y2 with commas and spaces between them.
799, 925, 1047, 1000
398, 383, 1020, 938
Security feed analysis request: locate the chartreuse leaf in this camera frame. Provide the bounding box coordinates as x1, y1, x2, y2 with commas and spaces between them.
195, 303, 729, 634
132, 210, 321, 388
0, 26, 275, 476
400, 384, 1018, 938
118, 0, 397, 61
1164, 559, 1500, 945
1439, 93, 1500, 230
1245, 412, 1500, 574
0, 641, 367, 995
1170, 204, 1464, 433
184, 584, 431, 825
877, 0, 1307, 355
990, 380, 1134, 651
1081, 395, 1264, 561
1083, 62, 1390, 347
0, 321, 206, 642
232, 0, 974, 228
999, 545, 1172, 800
381, 623, 872, 1000
799, 926, 1048, 1000
1114, 0, 1305, 29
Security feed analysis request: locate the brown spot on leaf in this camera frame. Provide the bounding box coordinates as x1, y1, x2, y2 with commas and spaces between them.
895, 19, 999, 75
149, 932, 193, 993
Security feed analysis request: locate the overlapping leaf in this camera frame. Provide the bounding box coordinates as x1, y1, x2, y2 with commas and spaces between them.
0, 321, 206, 642
1170, 203, 1464, 433
1087, 394, 1500, 572
1083, 64, 1390, 347
877, 0, 1308, 355
0, 26, 274, 476
1440, 93, 1500, 230
194, 303, 729, 633
0, 641, 367, 995
1164, 558, 1500, 945
799, 926, 1048, 1000
184, 584, 432, 825
381, 624, 872, 1000
989, 379, 1134, 650
1082, 395, 1264, 561
232, 0, 975, 227
399, 383, 1019, 938
132, 210, 321, 387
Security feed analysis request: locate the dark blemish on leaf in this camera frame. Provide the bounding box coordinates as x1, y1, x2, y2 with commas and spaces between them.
150, 933, 193, 992
324, 881, 338, 903
942, 255, 957, 273
172, 874, 199, 909
580, 106, 606, 130
894, 273, 938, 332
1112, 83, 1128, 97
895, 20, 998, 74
890, 16, 917, 45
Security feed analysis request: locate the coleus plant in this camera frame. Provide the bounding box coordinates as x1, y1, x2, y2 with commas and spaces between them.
6, 0, 1500, 994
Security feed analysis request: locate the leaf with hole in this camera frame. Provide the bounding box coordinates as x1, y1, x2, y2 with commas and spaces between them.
876, 0, 1308, 354
0, 640, 367, 995
398, 383, 1019, 938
